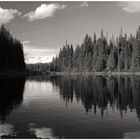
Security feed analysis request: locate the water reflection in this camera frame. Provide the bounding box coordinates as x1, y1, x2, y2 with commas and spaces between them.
0, 76, 26, 123
123, 131, 140, 138
0, 75, 140, 138
48, 75, 140, 119
30, 123, 57, 139
0, 123, 15, 138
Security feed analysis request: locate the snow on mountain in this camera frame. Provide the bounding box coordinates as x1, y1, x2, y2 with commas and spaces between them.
25, 56, 52, 64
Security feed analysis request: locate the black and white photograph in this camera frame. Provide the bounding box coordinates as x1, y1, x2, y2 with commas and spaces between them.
0, 0, 140, 139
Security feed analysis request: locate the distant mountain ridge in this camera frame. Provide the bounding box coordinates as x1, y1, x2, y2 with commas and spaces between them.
25, 56, 50, 64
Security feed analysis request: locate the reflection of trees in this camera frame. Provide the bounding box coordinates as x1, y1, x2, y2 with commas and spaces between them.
0, 76, 26, 123
131, 77, 140, 120
50, 75, 140, 119
27, 74, 50, 82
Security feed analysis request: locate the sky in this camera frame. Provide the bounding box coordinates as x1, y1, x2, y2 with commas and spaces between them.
0, 1, 140, 63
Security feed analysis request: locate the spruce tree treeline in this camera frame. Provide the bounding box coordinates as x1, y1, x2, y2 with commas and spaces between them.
50, 27, 140, 72
0, 25, 25, 71
27, 63, 50, 72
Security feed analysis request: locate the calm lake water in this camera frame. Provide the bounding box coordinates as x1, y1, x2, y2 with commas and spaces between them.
0, 75, 140, 138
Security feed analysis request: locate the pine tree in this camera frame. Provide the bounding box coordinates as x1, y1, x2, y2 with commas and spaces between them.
131, 39, 140, 71
106, 39, 117, 71
50, 26, 140, 73
0, 25, 25, 71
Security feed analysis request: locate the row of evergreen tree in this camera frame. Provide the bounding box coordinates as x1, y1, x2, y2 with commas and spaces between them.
0, 25, 25, 71
50, 27, 140, 72
27, 63, 50, 72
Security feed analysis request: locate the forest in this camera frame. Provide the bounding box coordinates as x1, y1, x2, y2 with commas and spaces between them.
1, 23, 140, 73
0, 25, 25, 71
49, 26, 140, 72
27, 63, 50, 73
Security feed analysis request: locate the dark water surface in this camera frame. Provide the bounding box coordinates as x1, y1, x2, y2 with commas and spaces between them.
0, 75, 140, 138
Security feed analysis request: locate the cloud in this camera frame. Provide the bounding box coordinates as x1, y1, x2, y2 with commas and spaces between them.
80, 1, 88, 7
0, 7, 21, 24
24, 3, 66, 22
22, 40, 31, 45
119, 1, 140, 13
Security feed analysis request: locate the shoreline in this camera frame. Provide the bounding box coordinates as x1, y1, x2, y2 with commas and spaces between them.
50, 71, 140, 76
0, 70, 30, 76
1, 71, 140, 76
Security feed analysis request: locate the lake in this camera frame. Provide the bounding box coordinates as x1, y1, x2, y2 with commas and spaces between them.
0, 75, 140, 138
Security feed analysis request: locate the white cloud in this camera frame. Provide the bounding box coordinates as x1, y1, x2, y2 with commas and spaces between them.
80, 1, 88, 7
0, 7, 21, 24
119, 1, 140, 13
24, 3, 66, 22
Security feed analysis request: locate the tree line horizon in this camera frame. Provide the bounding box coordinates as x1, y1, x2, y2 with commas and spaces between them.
1, 23, 140, 73
49, 26, 140, 72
